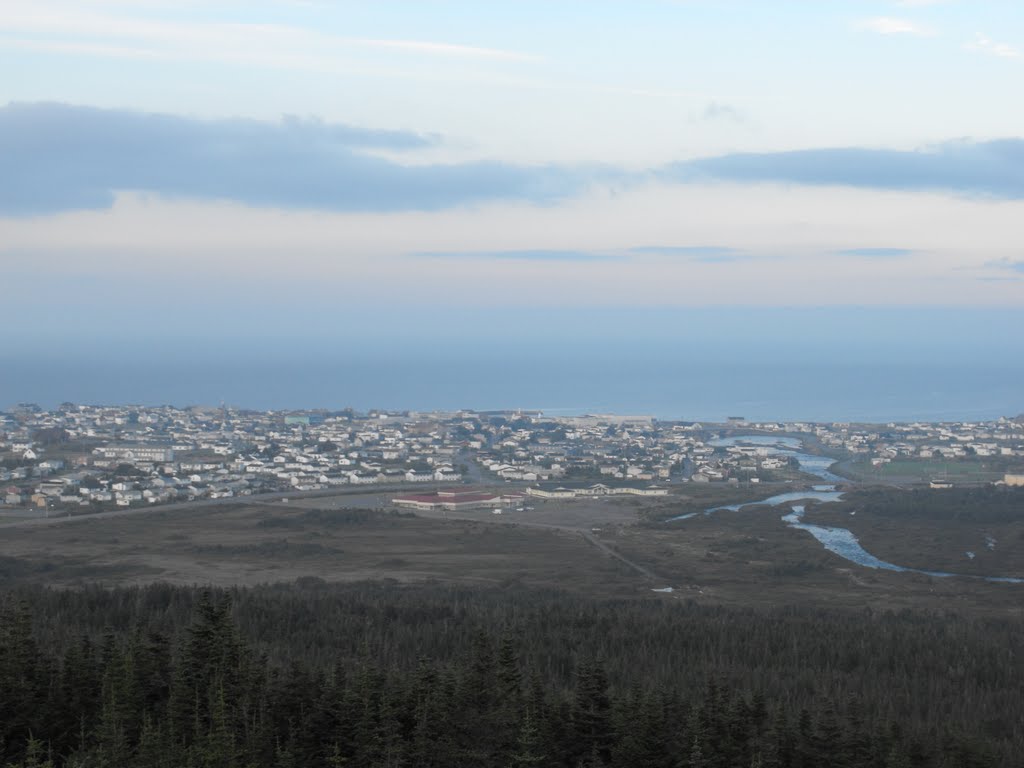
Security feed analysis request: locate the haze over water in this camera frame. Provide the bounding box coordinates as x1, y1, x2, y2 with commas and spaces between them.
5, 352, 1021, 423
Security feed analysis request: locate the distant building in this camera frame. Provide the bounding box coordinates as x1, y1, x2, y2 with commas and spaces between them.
553, 414, 654, 428
526, 487, 577, 499
392, 490, 525, 511
284, 414, 325, 426
96, 445, 175, 463
527, 484, 668, 499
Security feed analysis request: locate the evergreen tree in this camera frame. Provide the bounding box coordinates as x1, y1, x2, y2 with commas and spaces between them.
689, 736, 708, 768
842, 696, 873, 768
510, 707, 546, 768
0, 598, 43, 765
570, 659, 613, 766
6, 736, 54, 768
812, 701, 844, 768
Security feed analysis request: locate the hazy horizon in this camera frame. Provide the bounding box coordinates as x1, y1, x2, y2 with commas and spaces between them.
3, 1, 1023, 415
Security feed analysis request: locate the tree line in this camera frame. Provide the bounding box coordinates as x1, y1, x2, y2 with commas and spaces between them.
1, 581, 1019, 767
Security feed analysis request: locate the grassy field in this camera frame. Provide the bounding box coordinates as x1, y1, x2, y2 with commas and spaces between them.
1, 483, 1021, 616
841, 457, 1010, 484
804, 501, 1024, 580
0, 500, 647, 596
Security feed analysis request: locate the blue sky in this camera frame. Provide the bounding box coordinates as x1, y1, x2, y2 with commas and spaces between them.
1, 0, 1023, 362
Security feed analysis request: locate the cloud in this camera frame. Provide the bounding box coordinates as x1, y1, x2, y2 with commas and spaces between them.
420, 245, 755, 264
965, 33, 1021, 59
629, 245, 743, 261
350, 38, 537, 61
0, 102, 588, 216
0, 5, 536, 64
7, 102, 1024, 217
416, 249, 623, 262
986, 258, 1024, 273
837, 248, 914, 257
665, 139, 1024, 199
702, 101, 745, 123
858, 17, 936, 36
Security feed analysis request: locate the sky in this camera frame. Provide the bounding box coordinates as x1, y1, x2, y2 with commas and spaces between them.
1, 0, 1023, 412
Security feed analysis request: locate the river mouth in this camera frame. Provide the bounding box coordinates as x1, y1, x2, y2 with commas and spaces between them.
667, 434, 1023, 585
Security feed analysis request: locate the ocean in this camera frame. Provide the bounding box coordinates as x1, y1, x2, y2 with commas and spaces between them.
3, 350, 1021, 423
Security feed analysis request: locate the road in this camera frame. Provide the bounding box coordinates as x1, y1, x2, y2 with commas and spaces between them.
455, 450, 486, 484
0, 484, 449, 530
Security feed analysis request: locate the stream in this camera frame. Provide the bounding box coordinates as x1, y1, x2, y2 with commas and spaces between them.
666, 434, 1023, 584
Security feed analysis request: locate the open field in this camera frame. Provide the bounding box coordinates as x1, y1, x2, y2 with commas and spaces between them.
616, 506, 1023, 615
0, 500, 646, 596
1, 483, 1022, 615
838, 457, 1013, 484
806, 505, 1024, 578
802, 488, 1024, 579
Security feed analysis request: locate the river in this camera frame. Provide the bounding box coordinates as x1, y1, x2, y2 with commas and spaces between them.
666, 434, 1023, 584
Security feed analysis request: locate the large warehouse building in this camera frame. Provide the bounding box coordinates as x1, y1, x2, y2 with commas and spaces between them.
392, 489, 526, 511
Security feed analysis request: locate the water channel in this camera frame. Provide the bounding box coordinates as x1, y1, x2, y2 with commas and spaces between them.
666, 434, 1023, 584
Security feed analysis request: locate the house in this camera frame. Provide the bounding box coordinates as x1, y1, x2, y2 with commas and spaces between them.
1002, 473, 1024, 487
433, 468, 463, 482
526, 487, 577, 499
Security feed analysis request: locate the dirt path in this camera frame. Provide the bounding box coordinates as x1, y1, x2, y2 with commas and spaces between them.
408, 507, 665, 584
577, 529, 662, 582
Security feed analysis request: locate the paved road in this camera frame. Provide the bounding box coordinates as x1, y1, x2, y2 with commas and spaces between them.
455, 450, 486, 484
0, 485, 440, 530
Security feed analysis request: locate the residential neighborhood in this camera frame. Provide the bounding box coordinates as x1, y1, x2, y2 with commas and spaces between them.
1, 402, 1023, 514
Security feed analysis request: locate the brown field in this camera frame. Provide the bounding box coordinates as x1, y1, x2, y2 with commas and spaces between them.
0, 500, 645, 596
1, 486, 1021, 615
835, 457, 1012, 486
611, 507, 1024, 616
802, 503, 1024, 579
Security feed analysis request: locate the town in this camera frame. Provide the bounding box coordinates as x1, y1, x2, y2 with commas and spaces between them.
2, 403, 1022, 514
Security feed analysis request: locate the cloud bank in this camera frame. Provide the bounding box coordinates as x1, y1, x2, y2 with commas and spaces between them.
858, 17, 936, 36
667, 140, 1024, 199
5, 103, 1024, 216
836, 248, 914, 257
965, 33, 1021, 59
0, 102, 585, 215
417, 249, 622, 262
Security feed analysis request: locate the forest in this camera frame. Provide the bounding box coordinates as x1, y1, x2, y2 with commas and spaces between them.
1, 581, 1019, 768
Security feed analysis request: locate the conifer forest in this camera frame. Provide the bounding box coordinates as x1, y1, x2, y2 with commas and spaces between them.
1, 582, 1020, 768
